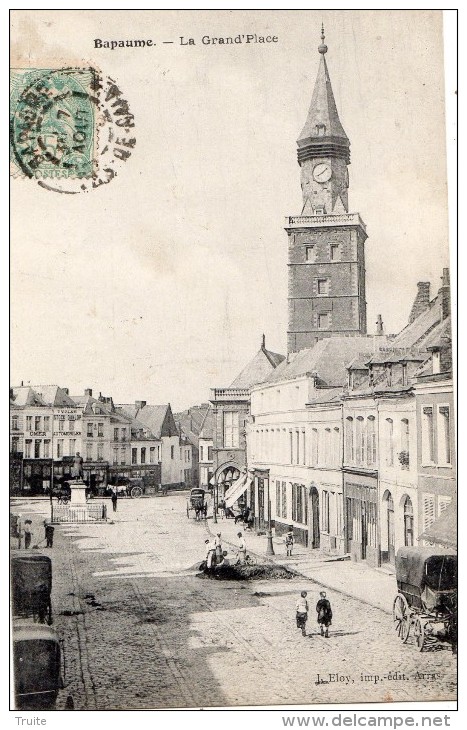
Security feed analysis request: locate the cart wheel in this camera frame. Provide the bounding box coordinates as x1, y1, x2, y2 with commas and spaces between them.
413, 617, 425, 652
393, 594, 410, 643
131, 486, 143, 499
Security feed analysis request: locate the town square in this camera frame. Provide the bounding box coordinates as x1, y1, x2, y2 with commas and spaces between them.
10, 10, 456, 714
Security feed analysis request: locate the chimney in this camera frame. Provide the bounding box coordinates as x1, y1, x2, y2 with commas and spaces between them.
135, 400, 147, 410
438, 267, 451, 321
85, 388, 93, 397
375, 314, 384, 336
408, 282, 431, 324
261, 333, 266, 350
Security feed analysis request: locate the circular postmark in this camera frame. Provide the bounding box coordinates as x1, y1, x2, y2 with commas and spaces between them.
10, 67, 136, 193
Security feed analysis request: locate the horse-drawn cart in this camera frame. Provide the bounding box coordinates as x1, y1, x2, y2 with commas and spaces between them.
393, 547, 457, 652
186, 488, 207, 520
11, 551, 53, 625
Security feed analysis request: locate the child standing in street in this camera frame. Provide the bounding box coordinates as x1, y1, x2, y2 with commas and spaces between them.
316, 591, 333, 637
23, 519, 33, 549
296, 590, 309, 637
285, 528, 294, 557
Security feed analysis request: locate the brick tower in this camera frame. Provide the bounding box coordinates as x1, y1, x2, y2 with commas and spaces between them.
285, 27, 368, 353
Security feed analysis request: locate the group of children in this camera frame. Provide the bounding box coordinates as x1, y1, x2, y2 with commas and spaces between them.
296, 590, 333, 638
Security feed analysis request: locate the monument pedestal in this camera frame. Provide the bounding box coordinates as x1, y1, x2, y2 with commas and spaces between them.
70, 479, 87, 505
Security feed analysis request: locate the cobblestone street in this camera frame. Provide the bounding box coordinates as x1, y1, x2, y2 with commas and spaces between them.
12, 494, 457, 710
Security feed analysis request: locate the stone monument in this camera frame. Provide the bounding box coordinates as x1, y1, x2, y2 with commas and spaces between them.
70, 452, 87, 505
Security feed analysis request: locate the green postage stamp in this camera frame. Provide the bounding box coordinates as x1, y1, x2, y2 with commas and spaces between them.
10, 67, 136, 194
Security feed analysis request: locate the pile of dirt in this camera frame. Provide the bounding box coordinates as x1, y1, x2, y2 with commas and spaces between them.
197, 562, 298, 581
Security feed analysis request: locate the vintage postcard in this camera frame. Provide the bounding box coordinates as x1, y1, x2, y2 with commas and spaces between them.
9, 9, 457, 714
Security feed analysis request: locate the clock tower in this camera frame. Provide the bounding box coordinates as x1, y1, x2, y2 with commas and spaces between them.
286, 27, 368, 353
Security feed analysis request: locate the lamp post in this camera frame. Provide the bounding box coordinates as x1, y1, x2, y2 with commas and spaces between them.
213, 477, 218, 524
265, 477, 275, 556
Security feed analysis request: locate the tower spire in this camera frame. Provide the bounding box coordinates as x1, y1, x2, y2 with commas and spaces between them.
297, 27, 349, 164
318, 23, 328, 55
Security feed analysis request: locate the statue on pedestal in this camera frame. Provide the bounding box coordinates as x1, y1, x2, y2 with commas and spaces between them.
71, 452, 84, 481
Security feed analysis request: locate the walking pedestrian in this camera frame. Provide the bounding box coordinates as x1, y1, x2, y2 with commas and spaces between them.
111, 489, 118, 512
205, 538, 216, 572
285, 527, 294, 557
237, 531, 246, 564
214, 532, 223, 563
296, 590, 309, 636
44, 520, 55, 548
24, 519, 33, 549
316, 591, 333, 637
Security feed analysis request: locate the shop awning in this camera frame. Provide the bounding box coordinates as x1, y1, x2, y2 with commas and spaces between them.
418, 503, 457, 549
225, 472, 250, 508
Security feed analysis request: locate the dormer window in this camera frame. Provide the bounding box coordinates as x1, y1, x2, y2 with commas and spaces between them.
315, 123, 326, 136
313, 206, 326, 216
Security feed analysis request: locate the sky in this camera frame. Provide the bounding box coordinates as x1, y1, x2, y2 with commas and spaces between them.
10, 10, 451, 412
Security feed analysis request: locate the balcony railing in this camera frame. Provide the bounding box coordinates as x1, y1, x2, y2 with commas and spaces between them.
211, 388, 250, 401
284, 212, 367, 232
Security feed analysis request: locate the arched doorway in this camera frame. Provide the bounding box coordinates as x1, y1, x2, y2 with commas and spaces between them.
216, 465, 241, 500
382, 490, 395, 564
309, 486, 320, 549
403, 495, 414, 546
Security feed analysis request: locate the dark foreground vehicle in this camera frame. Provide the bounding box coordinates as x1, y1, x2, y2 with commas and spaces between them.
13, 623, 63, 709
393, 546, 457, 652
11, 551, 52, 625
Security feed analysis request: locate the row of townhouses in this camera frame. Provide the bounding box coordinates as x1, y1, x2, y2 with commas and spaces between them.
9, 387, 192, 495
201, 32, 456, 565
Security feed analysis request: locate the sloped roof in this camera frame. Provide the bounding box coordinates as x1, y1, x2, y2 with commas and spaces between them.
368, 348, 425, 365
307, 387, 344, 406
117, 403, 176, 439
262, 337, 388, 386
298, 52, 349, 145
423, 316, 451, 351
391, 299, 441, 349
10, 386, 47, 407
24, 385, 76, 407
229, 346, 285, 389
199, 407, 214, 440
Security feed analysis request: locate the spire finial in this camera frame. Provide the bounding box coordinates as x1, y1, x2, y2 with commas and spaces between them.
318, 23, 328, 55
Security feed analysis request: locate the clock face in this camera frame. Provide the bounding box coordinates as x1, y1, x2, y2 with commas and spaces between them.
313, 163, 332, 183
